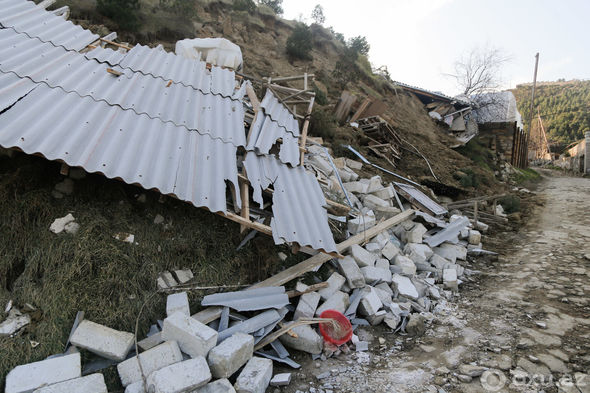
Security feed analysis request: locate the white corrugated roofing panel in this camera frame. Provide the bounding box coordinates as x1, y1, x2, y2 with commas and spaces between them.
84, 45, 127, 65
0, 71, 36, 111
0, 0, 98, 51
0, 29, 247, 146
472, 91, 524, 129
246, 110, 299, 167
260, 90, 300, 137
0, 81, 241, 213
244, 152, 337, 254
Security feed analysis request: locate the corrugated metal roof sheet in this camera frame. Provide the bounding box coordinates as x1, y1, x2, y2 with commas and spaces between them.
0, 0, 98, 51
86, 44, 237, 98
0, 81, 241, 213
0, 71, 36, 112
394, 182, 448, 216
0, 29, 247, 146
246, 109, 299, 167
243, 152, 337, 254
472, 91, 524, 129
260, 90, 300, 137
394, 80, 470, 107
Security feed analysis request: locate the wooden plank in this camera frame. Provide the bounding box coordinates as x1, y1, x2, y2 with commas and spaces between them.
219, 211, 273, 236
349, 98, 372, 123
266, 74, 315, 83
239, 173, 250, 234
100, 38, 132, 51
250, 209, 414, 289
245, 83, 260, 113
192, 307, 224, 324
285, 282, 328, 298
299, 97, 315, 166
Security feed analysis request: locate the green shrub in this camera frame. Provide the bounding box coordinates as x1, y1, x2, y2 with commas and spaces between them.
310, 108, 336, 140
257, 0, 283, 15
499, 195, 521, 213
313, 84, 328, 105
286, 24, 313, 60
233, 0, 256, 13
97, 0, 140, 31
458, 168, 479, 188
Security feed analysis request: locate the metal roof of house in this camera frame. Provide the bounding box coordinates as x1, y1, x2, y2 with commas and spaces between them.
86, 44, 237, 98
259, 90, 300, 136
0, 29, 247, 146
0, 71, 36, 112
0, 0, 98, 51
472, 91, 524, 129
244, 152, 337, 254
394, 80, 470, 107
0, 79, 241, 214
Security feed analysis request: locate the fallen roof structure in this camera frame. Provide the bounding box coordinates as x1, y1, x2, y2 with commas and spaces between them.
0, 0, 338, 255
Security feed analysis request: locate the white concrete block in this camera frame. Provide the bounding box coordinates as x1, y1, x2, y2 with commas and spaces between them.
195, 379, 236, 393
338, 256, 366, 288
429, 253, 450, 269
234, 357, 272, 393
162, 312, 218, 358
361, 266, 392, 284
373, 285, 393, 305
443, 268, 458, 290
49, 213, 75, 234
70, 320, 134, 361
138, 332, 164, 351
315, 291, 350, 316
391, 274, 420, 300
345, 158, 363, 170
371, 185, 395, 200
381, 241, 400, 260
366, 309, 387, 325
364, 242, 382, 255
207, 333, 254, 378
310, 155, 333, 175
293, 291, 321, 320
317, 272, 345, 301
358, 287, 383, 316
362, 194, 389, 210
350, 244, 376, 267
403, 223, 427, 244
148, 356, 211, 393
366, 176, 383, 193
5, 352, 81, 393
403, 243, 433, 260
270, 373, 292, 386
343, 181, 368, 194
32, 373, 106, 393
393, 255, 417, 276
375, 258, 390, 270
117, 341, 183, 387
348, 212, 376, 234
174, 269, 193, 284
433, 243, 467, 263
279, 325, 323, 354
166, 292, 190, 317
468, 230, 481, 245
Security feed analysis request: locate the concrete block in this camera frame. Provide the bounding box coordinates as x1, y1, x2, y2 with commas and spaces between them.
49, 213, 75, 234
162, 312, 218, 358
270, 373, 292, 386
338, 256, 366, 288
361, 266, 392, 284
207, 333, 254, 378
403, 223, 427, 244
293, 290, 321, 320
429, 253, 450, 269
403, 243, 433, 260
234, 357, 273, 393
362, 194, 389, 210
317, 272, 345, 301
32, 373, 107, 393
138, 331, 164, 351
375, 258, 389, 270
358, 287, 383, 316
367, 176, 383, 193
117, 341, 183, 387
443, 268, 458, 290
391, 274, 420, 300
373, 285, 393, 305
384, 312, 401, 329
350, 244, 376, 267
310, 155, 333, 175
343, 181, 368, 194
316, 291, 350, 316
70, 320, 134, 361
371, 185, 395, 200
174, 269, 193, 284
148, 357, 211, 393
393, 255, 417, 276
279, 325, 323, 354
433, 243, 467, 263
5, 352, 81, 393
166, 292, 190, 317
381, 241, 400, 260
366, 310, 387, 325
364, 242, 382, 255
372, 231, 390, 248
348, 212, 376, 234
468, 230, 481, 245
195, 379, 236, 393
345, 158, 363, 170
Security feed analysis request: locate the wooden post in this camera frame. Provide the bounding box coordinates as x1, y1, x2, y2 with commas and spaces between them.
299, 97, 315, 166
239, 170, 250, 234
303, 73, 308, 91
473, 201, 478, 224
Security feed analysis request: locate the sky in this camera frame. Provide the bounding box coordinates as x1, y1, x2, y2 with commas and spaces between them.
282, 0, 590, 96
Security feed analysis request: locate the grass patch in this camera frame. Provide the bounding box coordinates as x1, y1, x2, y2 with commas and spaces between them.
499, 195, 521, 213
0, 154, 294, 390
456, 139, 497, 173
512, 167, 541, 184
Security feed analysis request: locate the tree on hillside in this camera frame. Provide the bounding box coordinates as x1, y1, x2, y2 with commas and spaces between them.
257, 0, 283, 15
332, 35, 370, 87
97, 0, 140, 31
286, 23, 313, 60
448, 46, 509, 103
311, 5, 325, 25
347, 36, 370, 56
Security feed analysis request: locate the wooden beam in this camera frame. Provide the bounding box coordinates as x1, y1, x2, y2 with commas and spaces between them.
245, 83, 260, 113
266, 74, 315, 83
100, 38, 132, 51
285, 282, 328, 298
239, 171, 250, 234
250, 209, 414, 289
299, 97, 315, 166
219, 211, 273, 236
349, 98, 372, 123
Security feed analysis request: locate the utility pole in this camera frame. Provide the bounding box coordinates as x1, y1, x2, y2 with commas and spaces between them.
525, 52, 539, 167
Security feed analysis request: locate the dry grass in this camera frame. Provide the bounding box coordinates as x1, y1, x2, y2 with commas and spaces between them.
0, 153, 296, 390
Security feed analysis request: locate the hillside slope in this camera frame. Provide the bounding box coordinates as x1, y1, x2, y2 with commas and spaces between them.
512, 80, 590, 148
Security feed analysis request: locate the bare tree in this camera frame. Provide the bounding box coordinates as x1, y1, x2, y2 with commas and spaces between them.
311, 4, 325, 25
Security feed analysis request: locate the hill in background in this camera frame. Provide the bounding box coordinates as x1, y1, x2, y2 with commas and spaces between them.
512, 80, 590, 150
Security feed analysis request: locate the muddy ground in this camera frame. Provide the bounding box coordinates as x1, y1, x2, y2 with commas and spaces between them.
278, 170, 590, 393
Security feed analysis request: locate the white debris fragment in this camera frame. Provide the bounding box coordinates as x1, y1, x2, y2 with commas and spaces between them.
0, 309, 31, 337
49, 213, 75, 234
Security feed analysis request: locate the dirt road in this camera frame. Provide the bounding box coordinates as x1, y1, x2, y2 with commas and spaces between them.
284, 172, 590, 393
